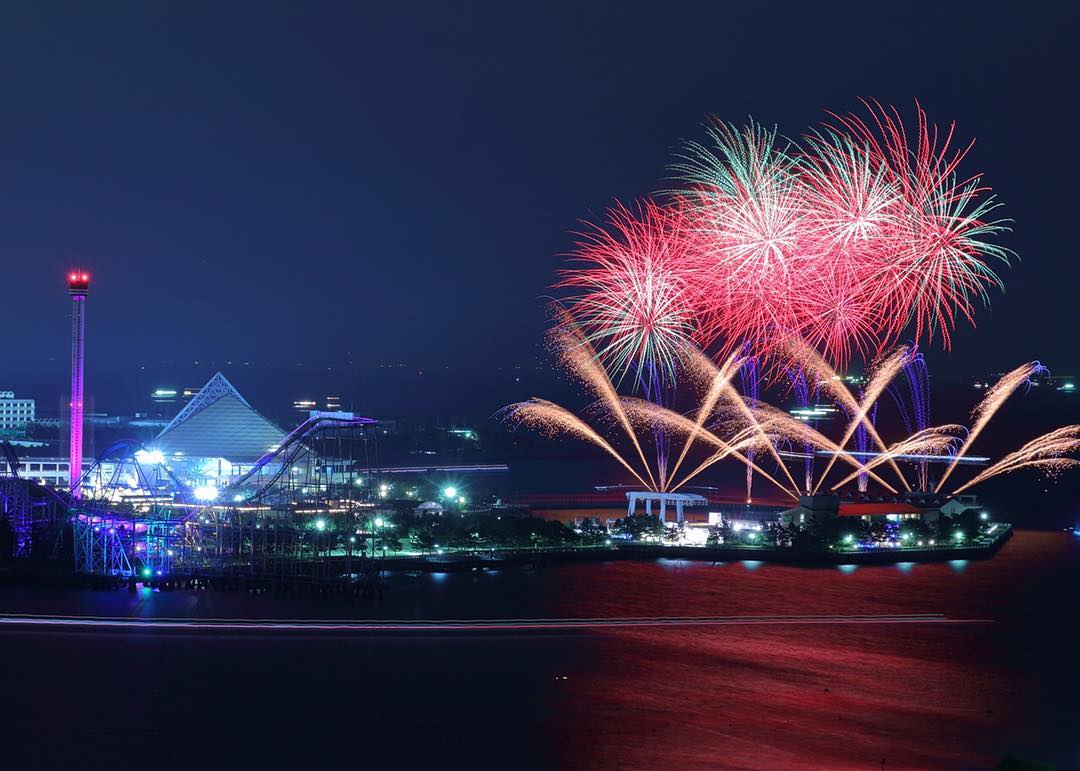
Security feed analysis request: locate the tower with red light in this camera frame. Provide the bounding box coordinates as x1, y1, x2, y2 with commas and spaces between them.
68, 270, 89, 497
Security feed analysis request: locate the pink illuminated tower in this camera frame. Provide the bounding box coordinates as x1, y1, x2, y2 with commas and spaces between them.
68, 270, 89, 497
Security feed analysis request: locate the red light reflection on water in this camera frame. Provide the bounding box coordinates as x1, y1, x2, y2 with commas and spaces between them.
542, 532, 1080, 769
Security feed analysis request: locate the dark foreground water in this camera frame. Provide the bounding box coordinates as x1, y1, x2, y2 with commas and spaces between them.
1, 530, 1078, 770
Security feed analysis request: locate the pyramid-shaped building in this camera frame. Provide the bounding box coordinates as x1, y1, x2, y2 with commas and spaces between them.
155, 372, 286, 462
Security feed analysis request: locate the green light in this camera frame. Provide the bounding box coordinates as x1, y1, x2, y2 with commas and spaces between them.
842, 533, 854, 545
954, 530, 965, 541
142, 568, 152, 578
374, 517, 385, 527
443, 486, 457, 498
315, 519, 327, 531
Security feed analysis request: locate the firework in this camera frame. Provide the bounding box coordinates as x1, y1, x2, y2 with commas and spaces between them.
561, 102, 1011, 369
543, 101, 1017, 502
619, 397, 796, 498
742, 402, 900, 494
952, 426, 1080, 494
827, 101, 1012, 351
889, 352, 932, 490
674, 346, 800, 493
829, 425, 965, 491
674, 120, 809, 360
664, 347, 745, 486
934, 361, 1045, 492
498, 397, 652, 490
506, 293, 1077, 500
779, 335, 911, 491
549, 306, 658, 489
556, 201, 698, 389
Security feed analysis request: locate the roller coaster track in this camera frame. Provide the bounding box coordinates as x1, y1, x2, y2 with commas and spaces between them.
215, 414, 375, 505
3, 415, 376, 575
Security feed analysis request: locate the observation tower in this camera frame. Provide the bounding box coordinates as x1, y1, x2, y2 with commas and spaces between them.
68, 270, 89, 497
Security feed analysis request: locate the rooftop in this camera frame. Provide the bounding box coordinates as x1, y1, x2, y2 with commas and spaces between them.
154, 372, 286, 461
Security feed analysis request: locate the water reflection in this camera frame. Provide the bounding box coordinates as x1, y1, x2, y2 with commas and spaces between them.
0, 532, 1076, 770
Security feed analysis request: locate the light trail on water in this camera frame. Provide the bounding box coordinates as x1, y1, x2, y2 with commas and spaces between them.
0, 612, 990, 633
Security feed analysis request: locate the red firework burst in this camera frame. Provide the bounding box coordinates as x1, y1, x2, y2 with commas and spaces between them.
559, 101, 1012, 370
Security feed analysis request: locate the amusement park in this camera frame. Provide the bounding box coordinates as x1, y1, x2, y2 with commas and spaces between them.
0, 272, 388, 585
7, 99, 1080, 579
6, 5, 1080, 769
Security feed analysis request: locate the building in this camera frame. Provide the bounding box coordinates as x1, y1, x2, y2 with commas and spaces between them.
150, 372, 288, 488
0, 391, 35, 437
625, 491, 708, 523
2, 374, 320, 494
781, 492, 981, 528
0, 457, 89, 486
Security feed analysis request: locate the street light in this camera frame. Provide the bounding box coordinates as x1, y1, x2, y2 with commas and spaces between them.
193, 485, 219, 502
134, 449, 165, 466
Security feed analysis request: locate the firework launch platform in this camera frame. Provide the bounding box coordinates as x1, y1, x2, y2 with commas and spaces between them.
625, 491, 708, 523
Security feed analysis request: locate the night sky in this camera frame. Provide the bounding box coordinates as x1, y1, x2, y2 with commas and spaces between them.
2, 1, 1077, 391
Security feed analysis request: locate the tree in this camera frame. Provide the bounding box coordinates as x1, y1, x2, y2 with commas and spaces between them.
612, 514, 664, 541
663, 523, 683, 544
374, 529, 400, 556
898, 519, 931, 545
410, 526, 436, 554
577, 517, 609, 546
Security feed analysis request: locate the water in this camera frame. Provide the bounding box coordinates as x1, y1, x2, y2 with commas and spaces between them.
2, 530, 1079, 769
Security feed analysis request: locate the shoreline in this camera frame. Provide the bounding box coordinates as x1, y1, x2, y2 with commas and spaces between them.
381, 524, 1013, 571
0, 525, 1014, 586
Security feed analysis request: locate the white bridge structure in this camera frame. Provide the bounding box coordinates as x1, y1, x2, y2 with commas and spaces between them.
625, 491, 708, 524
